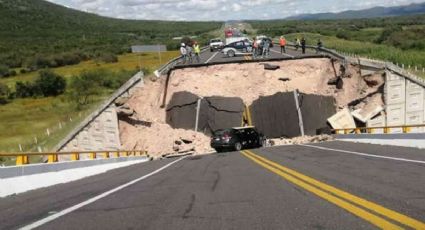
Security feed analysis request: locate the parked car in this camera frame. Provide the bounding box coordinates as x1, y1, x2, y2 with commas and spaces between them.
210, 126, 265, 152
221, 40, 253, 57
209, 38, 224, 51
225, 36, 250, 45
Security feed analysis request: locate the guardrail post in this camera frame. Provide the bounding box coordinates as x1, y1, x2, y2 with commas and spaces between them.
90, 152, 96, 160
71, 153, 80, 161
48, 154, 58, 163
402, 126, 411, 133
103, 152, 110, 159
114, 152, 120, 158
344, 129, 349, 134
367, 128, 374, 134
16, 155, 25, 165
384, 127, 390, 134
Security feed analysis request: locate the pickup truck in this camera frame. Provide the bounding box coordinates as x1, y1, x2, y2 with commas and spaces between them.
209, 38, 224, 52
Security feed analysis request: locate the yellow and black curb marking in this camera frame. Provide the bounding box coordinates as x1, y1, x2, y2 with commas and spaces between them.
241, 149, 425, 229
241, 105, 253, 126
243, 55, 252, 61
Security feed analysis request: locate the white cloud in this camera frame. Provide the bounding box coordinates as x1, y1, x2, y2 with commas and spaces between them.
46, 0, 425, 21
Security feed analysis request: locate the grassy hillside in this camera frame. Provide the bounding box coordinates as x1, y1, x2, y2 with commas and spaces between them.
249, 14, 425, 67
0, 51, 179, 158
0, 0, 221, 70
286, 2, 425, 20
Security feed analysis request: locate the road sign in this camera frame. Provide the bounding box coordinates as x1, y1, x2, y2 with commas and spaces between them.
131, 45, 167, 73
131, 45, 167, 53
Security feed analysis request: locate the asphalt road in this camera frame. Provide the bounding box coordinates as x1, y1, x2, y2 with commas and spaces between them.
181, 45, 318, 66
1, 141, 425, 229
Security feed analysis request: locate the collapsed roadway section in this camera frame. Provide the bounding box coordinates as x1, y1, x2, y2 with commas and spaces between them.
116, 55, 385, 157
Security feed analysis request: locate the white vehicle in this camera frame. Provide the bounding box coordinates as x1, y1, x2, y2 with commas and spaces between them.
225, 36, 251, 45
222, 40, 253, 57
209, 38, 224, 52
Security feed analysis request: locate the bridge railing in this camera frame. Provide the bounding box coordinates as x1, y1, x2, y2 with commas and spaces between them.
157, 46, 209, 75
332, 124, 425, 134
0, 150, 148, 166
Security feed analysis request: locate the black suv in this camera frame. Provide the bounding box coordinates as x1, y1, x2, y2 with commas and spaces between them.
210, 127, 265, 152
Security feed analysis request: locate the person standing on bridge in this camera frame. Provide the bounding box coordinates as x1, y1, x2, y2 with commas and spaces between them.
193, 41, 201, 63
262, 39, 270, 58
180, 43, 187, 64
301, 37, 306, 54
295, 38, 300, 51
252, 37, 258, 59
279, 36, 287, 54
316, 39, 323, 54
186, 44, 193, 64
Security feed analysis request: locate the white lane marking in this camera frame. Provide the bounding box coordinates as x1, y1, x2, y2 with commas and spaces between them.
205, 51, 219, 64
20, 156, 189, 230
299, 144, 425, 164
270, 48, 294, 58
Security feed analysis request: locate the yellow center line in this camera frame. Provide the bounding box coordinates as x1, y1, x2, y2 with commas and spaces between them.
242, 150, 425, 229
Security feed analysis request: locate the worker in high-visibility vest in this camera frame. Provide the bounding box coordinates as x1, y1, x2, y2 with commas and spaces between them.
193, 41, 201, 63
279, 36, 287, 54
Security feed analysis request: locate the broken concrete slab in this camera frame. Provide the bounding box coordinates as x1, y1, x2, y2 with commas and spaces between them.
352, 105, 384, 123
279, 77, 290, 82
263, 63, 280, 70
250, 92, 300, 138
299, 93, 336, 136
114, 97, 129, 106
327, 108, 356, 130
117, 107, 135, 117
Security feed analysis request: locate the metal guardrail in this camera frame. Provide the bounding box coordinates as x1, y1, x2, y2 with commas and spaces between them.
333, 124, 425, 134
157, 46, 209, 75
0, 150, 148, 166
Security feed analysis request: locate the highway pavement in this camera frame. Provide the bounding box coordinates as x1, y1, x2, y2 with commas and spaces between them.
1, 141, 425, 229
182, 45, 318, 66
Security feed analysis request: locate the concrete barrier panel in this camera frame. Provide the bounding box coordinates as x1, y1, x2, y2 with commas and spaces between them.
385, 79, 406, 105
406, 90, 424, 113
366, 114, 386, 134
406, 111, 424, 132
386, 71, 405, 82
386, 103, 405, 126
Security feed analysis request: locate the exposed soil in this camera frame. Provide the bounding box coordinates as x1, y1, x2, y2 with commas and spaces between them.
119, 58, 384, 157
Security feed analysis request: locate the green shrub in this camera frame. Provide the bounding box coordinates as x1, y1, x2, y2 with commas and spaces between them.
0, 83, 10, 104
98, 53, 118, 63
35, 70, 67, 97
68, 73, 101, 106
15, 70, 66, 98
0, 65, 9, 78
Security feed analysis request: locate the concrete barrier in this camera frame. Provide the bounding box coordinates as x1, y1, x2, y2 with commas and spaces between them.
0, 156, 149, 198
335, 133, 425, 149
0, 156, 149, 179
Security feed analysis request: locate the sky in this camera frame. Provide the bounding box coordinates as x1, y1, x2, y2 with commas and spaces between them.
46, 0, 425, 21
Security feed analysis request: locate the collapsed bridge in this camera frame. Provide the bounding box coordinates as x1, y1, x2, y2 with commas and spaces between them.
56, 54, 425, 158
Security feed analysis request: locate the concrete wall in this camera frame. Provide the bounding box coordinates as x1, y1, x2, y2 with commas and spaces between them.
335, 133, 425, 149
55, 72, 144, 154
384, 69, 425, 133
61, 107, 121, 154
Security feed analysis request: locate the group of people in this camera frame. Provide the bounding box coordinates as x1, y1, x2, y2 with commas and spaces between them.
180, 42, 201, 64
252, 37, 271, 59
279, 36, 324, 55
293, 37, 323, 54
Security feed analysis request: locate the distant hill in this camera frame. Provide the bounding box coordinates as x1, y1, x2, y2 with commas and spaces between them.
286, 2, 425, 20
0, 0, 221, 69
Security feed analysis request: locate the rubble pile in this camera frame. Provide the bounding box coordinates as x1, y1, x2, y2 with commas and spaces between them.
270, 135, 335, 146
118, 58, 385, 156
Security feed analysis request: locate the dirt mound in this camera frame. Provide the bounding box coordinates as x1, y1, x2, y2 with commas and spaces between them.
119, 58, 383, 157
